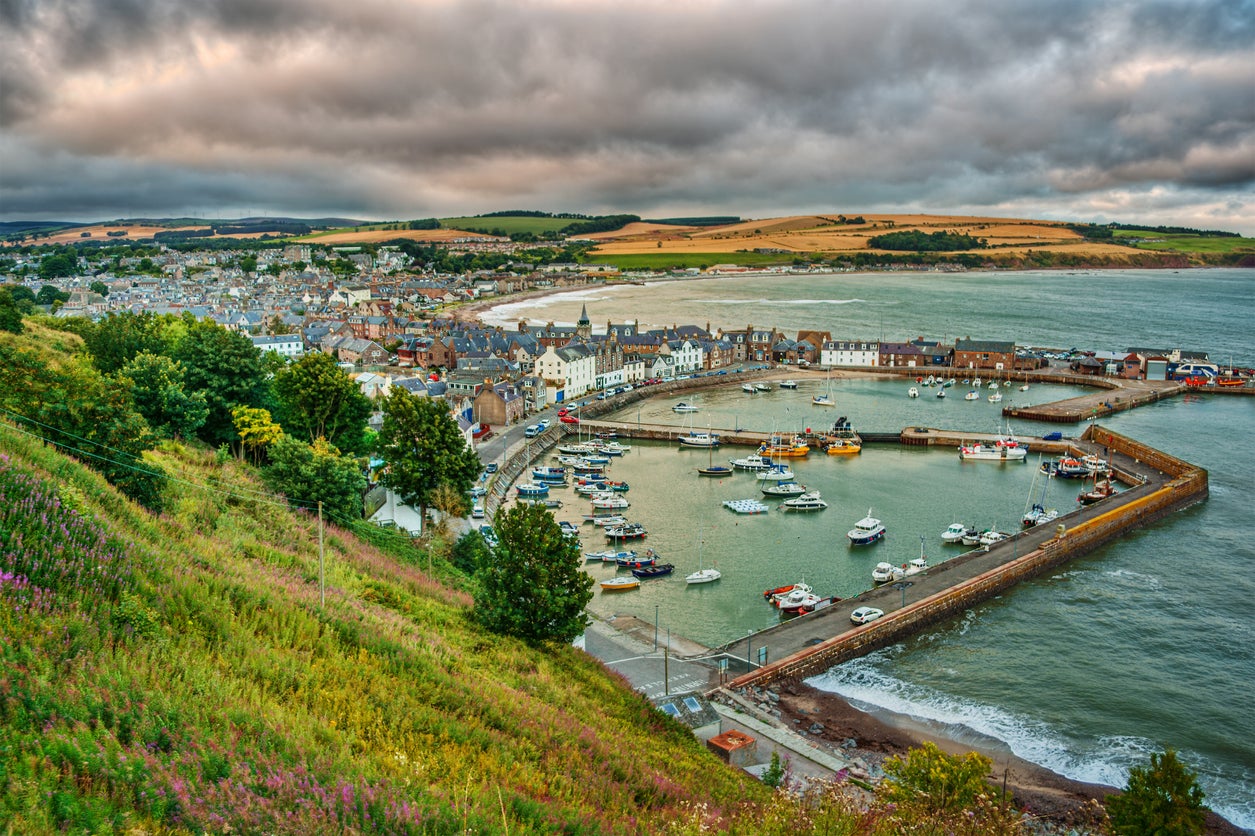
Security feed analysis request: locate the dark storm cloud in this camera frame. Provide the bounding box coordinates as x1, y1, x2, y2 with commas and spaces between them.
2, 0, 1252, 232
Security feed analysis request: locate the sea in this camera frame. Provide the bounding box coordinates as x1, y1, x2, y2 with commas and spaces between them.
485, 268, 1255, 831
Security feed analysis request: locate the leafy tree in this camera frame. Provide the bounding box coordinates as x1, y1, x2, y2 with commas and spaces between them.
36, 284, 68, 306
881, 742, 993, 818
374, 388, 481, 521
173, 318, 269, 446
0, 288, 23, 334
82, 310, 171, 374
6, 284, 36, 310
240, 254, 258, 273
1106, 748, 1207, 835
272, 351, 371, 454
450, 529, 491, 575
231, 406, 284, 465
117, 352, 209, 439
38, 251, 77, 278
474, 503, 592, 644
263, 435, 365, 525
89, 280, 110, 297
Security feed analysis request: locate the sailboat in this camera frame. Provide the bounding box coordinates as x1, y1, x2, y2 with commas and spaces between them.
697, 432, 733, 476
812, 370, 836, 407
685, 527, 721, 584
1022, 457, 1059, 527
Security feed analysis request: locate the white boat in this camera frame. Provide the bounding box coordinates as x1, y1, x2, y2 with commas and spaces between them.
1019, 384, 1030, 392
1022, 461, 1058, 527
556, 443, 596, 455
988, 392, 1003, 403
1022, 505, 1059, 527
872, 561, 905, 584
964, 390, 979, 401
940, 522, 968, 544
925, 375, 936, 386
958, 435, 1028, 462
678, 432, 721, 448
961, 527, 984, 546
761, 480, 807, 497
908, 387, 919, 398
672, 402, 700, 413
847, 509, 886, 545
780, 491, 828, 511
775, 585, 820, 612
742, 383, 756, 393
730, 453, 772, 470
1080, 454, 1110, 475
979, 529, 1009, 546
685, 529, 721, 584
988, 380, 1000, 389
936, 388, 946, 399
585, 549, 636, 562
583, 514, 627, 527
515, 482, 550, 497
812, 393, 835, 407
590, 493, 629, 510
756, 464, 796, 481
754, 382, 773, 392
779, 380, 798, 389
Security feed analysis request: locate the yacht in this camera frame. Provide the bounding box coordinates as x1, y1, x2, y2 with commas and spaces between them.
761, 480, 807, 497
940, 522, 968, 544
779, 380, 799, 389
671, 402, 700, 413
780, 491, 828, 511
847, 509, 886, 545
730, 453, 772, 470
756, 464, 796, 481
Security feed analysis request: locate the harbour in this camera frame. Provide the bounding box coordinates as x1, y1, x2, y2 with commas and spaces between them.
482, 267, 1255, 828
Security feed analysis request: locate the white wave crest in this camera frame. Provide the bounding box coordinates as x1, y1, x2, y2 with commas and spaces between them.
701, 298, 865, 306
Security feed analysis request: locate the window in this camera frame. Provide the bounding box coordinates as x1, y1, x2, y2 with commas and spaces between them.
659, 703, 680, 718
682, 697, 702, 712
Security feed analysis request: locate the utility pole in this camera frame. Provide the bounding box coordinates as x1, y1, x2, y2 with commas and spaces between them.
318, 501, 325, 609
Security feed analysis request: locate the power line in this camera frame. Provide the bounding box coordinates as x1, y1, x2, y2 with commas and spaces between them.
0, 409, 318, 511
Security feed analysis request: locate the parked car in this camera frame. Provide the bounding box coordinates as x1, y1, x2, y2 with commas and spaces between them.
850, 606, 884, 625
536, 419, 550, 430
557, 407, 569, 417
560, 414, 580, 424
484, 462, 498, 474
471, 504, 484, 519
524, 424, 542, 437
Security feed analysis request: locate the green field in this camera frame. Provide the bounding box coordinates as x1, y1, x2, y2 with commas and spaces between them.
440, 215, 577, 235
589, 251, 799, 270
1113, 229, 1255, 254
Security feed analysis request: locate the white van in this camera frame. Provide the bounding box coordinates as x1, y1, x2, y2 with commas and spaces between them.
524, 424, 542, 437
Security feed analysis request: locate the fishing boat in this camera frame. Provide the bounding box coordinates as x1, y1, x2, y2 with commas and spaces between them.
759, 435, 810, 457
979, 529, 1010, 546
730, 453, 773, 470
960, 527, 985, 546
1078, 478, 1117, 505
754, 382, 773, 392
964, 390, 979, 401
615, 552, 657, 568
742, 383, 757, 393
780, 491, 828, 511
775, 585, 821, 612
599, 577, 639, 592
936, 388, 946, 399
1040, 456, 1090, 478
958, 432, 1027, 462
779, 380, 798, 389
908, 387, 919, 398
583, 514, 627, 527
988, 392, 1003, 403
761, 480, 807, 497
590, 493, 629, 510
872, 562, 905, 584
605, 522, 648, 540
671, 402, 700, 413
584, 549, 635, 562
847, 509, 886, 545
531, 466, 568, 482
764, 582, 809, 604
515, 482, 550, 497
824, 437, 861, 455
940, 522, 969, 543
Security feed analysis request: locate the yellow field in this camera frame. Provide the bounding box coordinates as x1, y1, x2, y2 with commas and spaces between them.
24, 223, 183, 245
304, 228, 495, 245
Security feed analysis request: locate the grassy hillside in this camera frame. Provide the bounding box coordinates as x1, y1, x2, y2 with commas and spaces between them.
1112, 228, 1255, 255
440, 216, 579, 236
0, 410, 769, 832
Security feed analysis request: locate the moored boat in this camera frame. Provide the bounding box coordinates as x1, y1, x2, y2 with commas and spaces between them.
730, 453, 772, 470
940, 522, 968, 543
964, 390, 980, 401
761, 480, 807, 497
780, 491, 828, 511
590, 493, 630, 510
685, 567, 722, 584
1078, 479, 1117, 504
584, 548, 635, 562
908, 386, 919, 398
599, 577, 639, 591
847, 509, 886, 545
872, 562, 905, 584
678, 432, 721, 448
759, 435, 810, 457
605, 522, 648, 540
515, 482, 550, 497
824, 438, 861, 455
756, 464, 796, 481
775, 585, 821, 612
672, 402, 700, 413
780, 380, 798, 389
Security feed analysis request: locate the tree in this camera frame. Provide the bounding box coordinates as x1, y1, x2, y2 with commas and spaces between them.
232, 405, 284, 465
82, 310, 171, 374
1106, 748, 1207, 835
272, 351, 371, 454
0, 288, 23, 334
263, 435, 365, 525
89, 280, 110, 297
173, 318, 269, 446
374, 388, 481, 521
36, 284, 68, 306
117, 351, 209, 439
474, 503, 592, 644
881, 742, 993, 818
450, 529, 491, 575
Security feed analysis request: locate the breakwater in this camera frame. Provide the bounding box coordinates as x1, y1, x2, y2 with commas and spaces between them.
722, 424, 1207, 689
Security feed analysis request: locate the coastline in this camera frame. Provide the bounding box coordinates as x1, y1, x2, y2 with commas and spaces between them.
466, 280, 1248, 835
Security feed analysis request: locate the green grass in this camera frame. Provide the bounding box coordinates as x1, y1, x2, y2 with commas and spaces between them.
1112, 229, 1255, 254
441, 215, 577, 235
589, 252, 801, 270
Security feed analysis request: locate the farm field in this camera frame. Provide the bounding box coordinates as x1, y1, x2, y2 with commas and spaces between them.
1114, 229, 1255, 255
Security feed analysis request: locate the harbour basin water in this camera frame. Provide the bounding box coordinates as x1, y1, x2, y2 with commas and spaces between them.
499, 268, 1255, 829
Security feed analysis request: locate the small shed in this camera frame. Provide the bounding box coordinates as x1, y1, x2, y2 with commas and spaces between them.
706, 729, 758, 767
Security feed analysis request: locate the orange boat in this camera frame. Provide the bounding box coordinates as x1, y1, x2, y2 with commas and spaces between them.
1217, 377, 1247, 387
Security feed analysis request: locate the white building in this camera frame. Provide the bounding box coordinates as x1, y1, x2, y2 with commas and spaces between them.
534, 343, 597, 403
250, 334, 305, 359
821, 340, 880, 368
661, 338, 705, 375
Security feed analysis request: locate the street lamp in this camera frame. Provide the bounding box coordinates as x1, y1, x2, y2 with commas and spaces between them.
654, 605, 659, 651
892, 581, 914, 610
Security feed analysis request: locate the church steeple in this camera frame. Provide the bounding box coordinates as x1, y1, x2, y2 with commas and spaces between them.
576, 303, 592, 339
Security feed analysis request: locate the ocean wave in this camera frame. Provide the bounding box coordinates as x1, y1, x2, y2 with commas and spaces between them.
805, 659, 1255, 830
701, 298, 865, 306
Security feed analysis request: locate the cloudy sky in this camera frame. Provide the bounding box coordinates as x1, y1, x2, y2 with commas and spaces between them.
2, 0, 1253, 232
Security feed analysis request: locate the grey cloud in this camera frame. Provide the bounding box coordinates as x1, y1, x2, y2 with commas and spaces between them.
2, 0, 1252, 233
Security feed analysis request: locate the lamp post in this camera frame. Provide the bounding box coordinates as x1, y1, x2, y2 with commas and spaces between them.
654, 605, 659, 651
892, 581, 913, 610
746, 629, 753, 671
